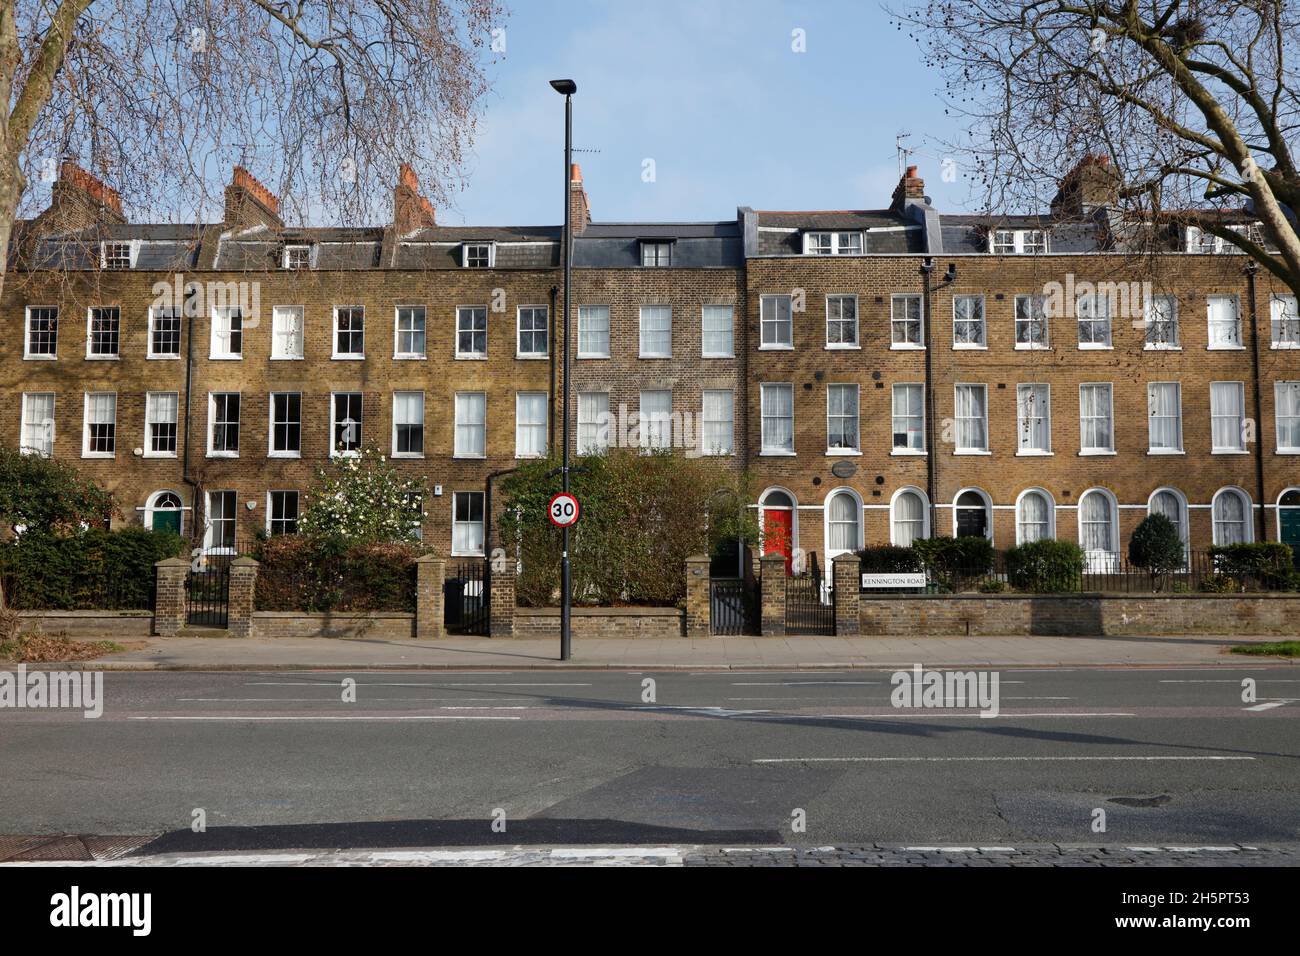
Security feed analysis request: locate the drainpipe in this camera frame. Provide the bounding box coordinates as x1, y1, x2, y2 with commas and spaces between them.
182, 285, 199, 545
548, 285, 559, 443
1245, 261, 1267, 541
920, 258, 937, 535
485, 467, 517, 557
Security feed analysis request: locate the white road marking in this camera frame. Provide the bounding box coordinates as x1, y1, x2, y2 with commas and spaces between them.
178, 697, 533, 703
748, 712, 1134, 719
244, 681, 590, 688
1160, 679, 1300, 683
752, 755, 1255, 763
1243, 699, 1298, 712
128, 715, 521, 721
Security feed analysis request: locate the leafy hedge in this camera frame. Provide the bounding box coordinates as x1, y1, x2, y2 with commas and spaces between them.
0, 528, 184, 610
1005, 539, 1085, 593
253, 536, 420, 612
911, 536, 996, 592
1209, 542, 1295, 591
856, 545, 924, 573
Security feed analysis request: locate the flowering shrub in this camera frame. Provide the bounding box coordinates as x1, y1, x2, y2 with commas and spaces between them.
297, 444, 427, 546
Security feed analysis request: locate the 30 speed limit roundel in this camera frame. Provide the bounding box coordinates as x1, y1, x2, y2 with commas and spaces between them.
548, 492, 580, 527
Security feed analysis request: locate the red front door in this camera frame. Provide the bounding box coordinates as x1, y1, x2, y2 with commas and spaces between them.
764, 510, 794, 575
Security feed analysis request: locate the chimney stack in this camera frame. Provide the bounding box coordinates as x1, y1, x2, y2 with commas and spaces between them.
393, 163, 437, 234
223, 166, 283, 230
1051, 154, 1120, 218
569, 164, 591, 236
34, 160, 127, 234
890, 165, 926, 212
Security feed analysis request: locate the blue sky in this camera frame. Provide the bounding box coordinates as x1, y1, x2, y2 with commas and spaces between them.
446, 0, 971, 226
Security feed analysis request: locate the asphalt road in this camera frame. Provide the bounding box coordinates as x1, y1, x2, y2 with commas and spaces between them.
2, 666, 1298, 852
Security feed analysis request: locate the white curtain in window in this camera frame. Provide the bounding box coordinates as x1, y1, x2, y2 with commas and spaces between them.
1213, 491, 1248, 545
955, 385, 987, 450
1017, 492, 1050, 543
515, 393, 547, 457
701, 305, 733, 356
639, 306, 672, 356
454, 392, 486, 457
827, 493, 860, 553
21, 393, 54, 455
1208, 296, 1240, 346
578, 306, 610, 356
1150, 490, 1185, 546
1080, 385, 1112, 450
762, 385, 793, 452
701, 390, 733, 455
892, 492, 925, 547
1080, 492, 1114, 552
1017, 385, 1049, 451
1147, 383, 1181, 450
1276, 382, 1300, 450
577, 392, 610, 454
1211, 382, 1245, 450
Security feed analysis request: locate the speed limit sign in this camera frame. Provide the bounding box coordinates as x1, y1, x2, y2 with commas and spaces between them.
548, 492, 581, 528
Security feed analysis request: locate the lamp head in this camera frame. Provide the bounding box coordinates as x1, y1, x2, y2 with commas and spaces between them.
550, 79, 577, 96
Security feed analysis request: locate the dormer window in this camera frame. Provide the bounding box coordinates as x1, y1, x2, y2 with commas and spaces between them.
462, 242, 494, 268
990, 229, 1047, 254
283, 244, 311, 270
803, 231, 863, 255
100, 242, 133, 270
1186, 224, 1261, 254
640, 241, 672, 267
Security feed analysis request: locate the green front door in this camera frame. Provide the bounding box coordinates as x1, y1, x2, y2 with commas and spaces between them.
1281, 492, 1300, 566
152, 510, 181, 535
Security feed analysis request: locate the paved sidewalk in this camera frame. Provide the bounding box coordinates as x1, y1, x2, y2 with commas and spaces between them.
67, 632, 1297, 670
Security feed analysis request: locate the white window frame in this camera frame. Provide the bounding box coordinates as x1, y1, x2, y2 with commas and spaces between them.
1014, 294, 1050, 349
24, 305, 59, 359
1212, 487, 1254, 546
700, 389, 734, 456
148, 306, 183, 359
1146, 382, 1184, 454
1015, 488, 1056, 545
394, 305, 427, 360
269, 305, 304, 361
462, 243, 494, 268
1144, 294, 1180, 350
891, 383, 925, 454
1077, 488, 1120, 570
1079, 383, 1115, 455
516, 305, 549, 359
759, 295, 793, 350
952, 295, 987, 349
760, 383, 795, 456
1210, 381, 1247, 453
20, 392, 55, 458
638, 305, 672, 358
1207, 294, 1243, 349
209, 306, 243, 360
826, 383, 861, 454
638, 389, 672, 452
1015, 383, 1052, 455
144, 391, 179, 458
207, 391, 241, 458
577, 391, 610, 455
269, 392, 302, 459
454, 391, 487, 459
85, 306, 121, 359
82, 391, 117, 458
952, 487, 994, 543
267, 490, 300, 536
1147, 487, 1190, 560
333, 305, 365, 359
99, 241, 135, 270
330, 391, 363, 457
455, 305, 488, 359
393, 390, 425, 458
990, 228, 1048, 254
203, 489, 238, 554
889, 487, 930, 547
1076, 293, 1112, 349
953, 384, 989, 454
891, 294, 924, 349
702, 304, 735, 358
451, 491, 486, 555
640, 241, 672, 267
825, 295, 859, 349
823, 487, 864, 559
577, 305, 611, 358
1275, 381, 1300, 453
802, 231, 863, 255
282, 244, 311, 270
514, 391, 548, 459
1270, 294, 1299, 349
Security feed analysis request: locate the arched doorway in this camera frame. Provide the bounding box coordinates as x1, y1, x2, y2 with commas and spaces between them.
1278, 489, 1300, 564
954, 489, 990, 540
145, 490, 184, 535
760, 488, 796, 575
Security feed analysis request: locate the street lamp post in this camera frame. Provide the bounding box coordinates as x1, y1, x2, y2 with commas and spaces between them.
550, 78, 577, 661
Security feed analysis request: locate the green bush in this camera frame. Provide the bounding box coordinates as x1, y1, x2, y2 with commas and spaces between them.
1199, 573, 1242, 594
1210, 542, 1294, 590
1128, 514, 1185, 576
856, 545, 923, 573
978, 577, 1006, 594
1005, 539, 1085, 593
0, 449, 116, 535
252, 535, 420, 612
498, 449, 756, 607
911, 536, 995, 592
0, 528, 184, 610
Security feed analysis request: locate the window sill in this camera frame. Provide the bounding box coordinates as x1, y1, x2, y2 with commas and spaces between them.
142, 453, 177, 460
453, 454, 487, 460
825, 450, 862, 457
1144, 345, 1182, 351
270, 355, 304, 361
147, 354, 182, 361
759, 450, 796, 457
1271, 343, 1300, 350
206, 453, 240, 460
85, 355, 120, 361
578, 354, 611, 360
332, 355, 366, 361
952, 343, 988, 351
515, 354, 548, 361
758, 344, 794, 352
330, 452, 362, 459
1014, 344, 1051, 351
454, 354, 487, 361
1078, 449, 1116, 456
824, 344, 860, 351
953, 449, 991, 456
23, 354, 58, 361
1275, 449, 1300, 455
209, 355, 243, 361
891, 449, 927, 457
1207, 345, 1246, 351
392, 453, 425, 460
890, 344, 925, 351
1077, 344, 1113, 351
1147, 449, 1185, 456
394, 354, 427, 361
81, 453, 115, 460
1015, 450, 1053, 457
1212, 449, 1250, 455
702, 353, 736, 360
638, 354, 672, 360
451, 551, 486, 558
268, 452, 302, 459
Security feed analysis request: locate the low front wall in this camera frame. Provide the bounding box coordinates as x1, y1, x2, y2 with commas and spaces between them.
252, 611, 415, 640
18, 610, 154, 639
513, 606, 685, 639
858, 593, 1300, 636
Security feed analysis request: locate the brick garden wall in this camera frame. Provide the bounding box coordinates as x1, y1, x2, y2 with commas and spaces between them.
17, 610, 153, 638
252, 611, 415, 640
513, 606, 684, 639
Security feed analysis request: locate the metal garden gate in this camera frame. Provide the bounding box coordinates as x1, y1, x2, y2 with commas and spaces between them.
710, 578, 757, 635
186, 554, 231, 627
784, 570, 834, 636
445, 559, 490, 635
